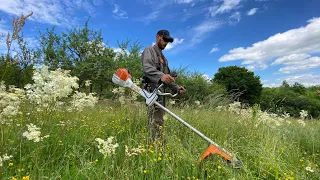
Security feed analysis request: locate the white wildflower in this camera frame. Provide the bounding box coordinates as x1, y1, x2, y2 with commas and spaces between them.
306, 166, 314, 172
68, 92, 98, 112
22, 123, 49, 142
85, 80, 91, 87
125, 145, 146, 157
194, 100, 200, 106
0, 81, 23, 124
130, 91, 137, 101
0, 154, 13, 167
215, 105, 227, 111
297, 119, 306, 127
119, 96, 125, 105
300, 110, 308, 119
111, 88, 118, 94
282, 112, 290, 119
95, 137, 119, 158
24, 66, 79, 111
170, 100, 175, 105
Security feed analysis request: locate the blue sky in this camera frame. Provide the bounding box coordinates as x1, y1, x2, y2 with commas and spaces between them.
0, 0, 320, 87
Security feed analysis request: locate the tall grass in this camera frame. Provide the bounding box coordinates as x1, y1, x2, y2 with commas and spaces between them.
1, 100, 319, 179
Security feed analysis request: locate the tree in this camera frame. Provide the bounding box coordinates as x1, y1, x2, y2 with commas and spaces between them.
212, 66, 263, 105
292, 82, 306, 95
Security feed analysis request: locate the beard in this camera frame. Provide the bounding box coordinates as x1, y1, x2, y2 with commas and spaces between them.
157, 42, 166, 50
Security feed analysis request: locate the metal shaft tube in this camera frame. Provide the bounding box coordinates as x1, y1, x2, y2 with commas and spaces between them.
154, 101, 232, 157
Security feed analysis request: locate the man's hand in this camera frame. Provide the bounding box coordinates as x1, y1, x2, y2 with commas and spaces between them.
161, 74, 175, 84
177, 86, 185, 94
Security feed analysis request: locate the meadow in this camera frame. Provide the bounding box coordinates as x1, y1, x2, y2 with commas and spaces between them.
0, 67, 319, 180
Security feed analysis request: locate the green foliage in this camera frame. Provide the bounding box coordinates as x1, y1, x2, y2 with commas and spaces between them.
212, 66, 263, 105
38, 19, 144, 99
172, 67, 229, 107
260, 82, 320, 118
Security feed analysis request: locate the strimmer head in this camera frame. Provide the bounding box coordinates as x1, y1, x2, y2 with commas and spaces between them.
198, 144, 242, 169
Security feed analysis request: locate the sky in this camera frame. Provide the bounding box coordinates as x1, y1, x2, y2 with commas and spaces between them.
0, 0, 320, 87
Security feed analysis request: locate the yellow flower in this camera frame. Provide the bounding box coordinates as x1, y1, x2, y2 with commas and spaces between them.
11, 178, 17, 180
217, 165, 221, 169
158, 157, 162, 161
22, 176, 30, 180
143, 170, 148, 174
8, 162, 13, 166
95, 159, 98, 162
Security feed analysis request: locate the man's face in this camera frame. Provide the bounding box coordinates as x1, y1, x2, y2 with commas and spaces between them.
156, 35, 168, 50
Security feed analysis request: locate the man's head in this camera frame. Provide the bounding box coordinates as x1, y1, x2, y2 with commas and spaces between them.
156, 29, 174, 50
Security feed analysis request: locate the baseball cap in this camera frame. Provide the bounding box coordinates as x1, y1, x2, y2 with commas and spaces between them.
157, 29, 174, 43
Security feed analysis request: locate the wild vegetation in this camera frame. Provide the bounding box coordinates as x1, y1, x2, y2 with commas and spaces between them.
0, 13, 319, 179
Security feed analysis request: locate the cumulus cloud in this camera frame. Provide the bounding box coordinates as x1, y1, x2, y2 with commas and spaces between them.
152, 38, 184, 51
219, 17, 320, 71
164, 38, 184, 51
283, 73, 320, 87
271, 54, 320, 74
263, 73, 320, 87
247, 8, 258, 16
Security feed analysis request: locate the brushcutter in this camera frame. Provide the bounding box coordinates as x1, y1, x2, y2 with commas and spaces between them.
112, 68, 242, 168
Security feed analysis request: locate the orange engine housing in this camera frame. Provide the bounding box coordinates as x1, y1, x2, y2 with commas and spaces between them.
115, 68, 131, 81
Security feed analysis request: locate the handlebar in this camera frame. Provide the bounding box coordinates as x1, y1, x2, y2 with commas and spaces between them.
156, 84, 179, 97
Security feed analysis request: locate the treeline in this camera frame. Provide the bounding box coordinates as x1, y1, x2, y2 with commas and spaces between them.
1, 14, 319, 119
260, 81, 320, 119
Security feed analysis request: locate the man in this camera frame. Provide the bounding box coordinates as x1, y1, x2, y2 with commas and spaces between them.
141, 29, 185, 144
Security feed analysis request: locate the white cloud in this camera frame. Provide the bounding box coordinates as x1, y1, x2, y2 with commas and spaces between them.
228, 11, 241, 25
246, 63, 268, 71
176, 0, 197, 3
138, 0, 200, 11
272, 53, 311, 65
284, 73, 320, 87
164, 38, 184, 51
202, 74, 211, 81
209, 47, 220, 54
0, 0, 106, 27
188, 20, 222, 47
272, 54, 320, 74
219, 17, 320, 71
263, 73, 320, 87
134, 11, 161, 24
247, 8, 258, 16
181, 6, 208, 22
211, 0, 242, 15
113, 4, 128, 19
151, 38, 184, 51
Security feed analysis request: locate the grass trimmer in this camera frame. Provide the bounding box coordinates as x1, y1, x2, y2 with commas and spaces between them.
112, 68, 242, 168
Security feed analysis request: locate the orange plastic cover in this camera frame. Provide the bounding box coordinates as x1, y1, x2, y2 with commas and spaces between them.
198, 144, 231, 162
115, 68, 131, 81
